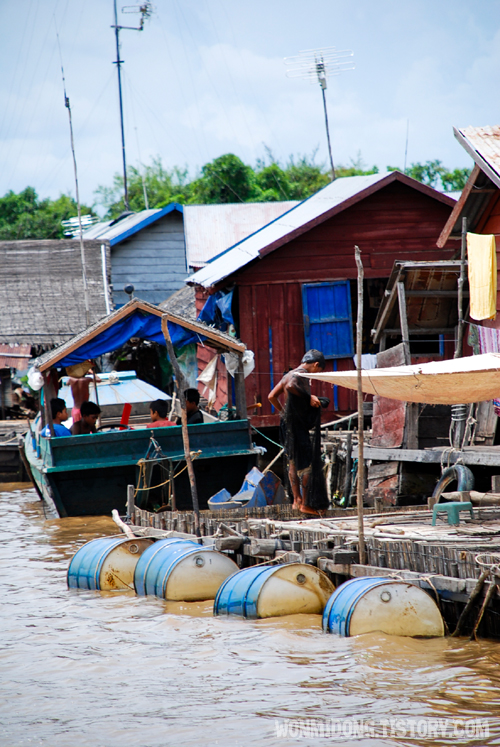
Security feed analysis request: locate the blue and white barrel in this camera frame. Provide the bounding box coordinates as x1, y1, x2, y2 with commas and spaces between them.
67, 536, 154, 591
322, 577, 444, 638
214, 563, 335, 619
134, 538, 239, 601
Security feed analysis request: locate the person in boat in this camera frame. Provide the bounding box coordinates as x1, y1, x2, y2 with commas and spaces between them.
67, 360, 100, 424
176, 388, 204, 425
145, 399, 175, 428
70, 400, 101, 435
41, 398, 72, 438
268, 349, 329, 516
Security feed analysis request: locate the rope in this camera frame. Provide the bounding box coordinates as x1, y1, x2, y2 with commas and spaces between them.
251, 425, 283, 450
134, 450, 202, 496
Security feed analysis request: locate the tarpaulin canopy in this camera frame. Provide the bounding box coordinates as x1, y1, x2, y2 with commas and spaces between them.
57, 311, 204, 367
304, 353, 500, 405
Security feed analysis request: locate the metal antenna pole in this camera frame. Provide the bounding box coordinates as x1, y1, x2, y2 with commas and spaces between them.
113, 0, 129, 210
284, 47, 354, 183
321, 85, 335, 181
56, 30, 90, 327
111, 2, 153, 212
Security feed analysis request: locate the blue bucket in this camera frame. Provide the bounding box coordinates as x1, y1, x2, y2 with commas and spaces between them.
134, 538, 238, 601
214, 563, 335, 619
67, 536, 153, 591
322, 577, 444, 638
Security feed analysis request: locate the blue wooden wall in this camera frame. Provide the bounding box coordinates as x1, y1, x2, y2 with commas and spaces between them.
111, 212, 187, 307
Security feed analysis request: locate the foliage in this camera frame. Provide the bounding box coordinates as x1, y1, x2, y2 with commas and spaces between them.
0, 187, 95, 240
387, 160, 471, 192
95, 150, 382, 216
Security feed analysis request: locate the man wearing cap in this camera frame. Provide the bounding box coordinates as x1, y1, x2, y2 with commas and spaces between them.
268, 349, 329, 515
67, 360, 100, 424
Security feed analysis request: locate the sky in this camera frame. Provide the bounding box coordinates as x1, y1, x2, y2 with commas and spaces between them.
0, 0, 499, 212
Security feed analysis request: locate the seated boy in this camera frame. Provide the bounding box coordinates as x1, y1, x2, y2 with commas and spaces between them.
176, 388, 204, 425
71, 400, 101, 435
41, 398, 72, 437
145, 399, 175, 428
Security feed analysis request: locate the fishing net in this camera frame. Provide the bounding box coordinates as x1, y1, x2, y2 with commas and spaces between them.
280, 374, 329, 511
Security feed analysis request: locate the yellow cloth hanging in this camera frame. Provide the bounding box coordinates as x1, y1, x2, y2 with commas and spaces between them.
467, 232, 497, 320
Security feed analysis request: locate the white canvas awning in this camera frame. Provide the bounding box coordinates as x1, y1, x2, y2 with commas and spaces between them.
304, 353, 500, 405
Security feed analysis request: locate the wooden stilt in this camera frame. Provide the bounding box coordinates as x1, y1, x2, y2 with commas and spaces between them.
354, 245, 366, 565
161, 317, 201, 536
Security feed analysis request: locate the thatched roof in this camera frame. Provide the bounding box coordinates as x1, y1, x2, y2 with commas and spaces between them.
159, 284, 196, 320
0, 239, 112, 345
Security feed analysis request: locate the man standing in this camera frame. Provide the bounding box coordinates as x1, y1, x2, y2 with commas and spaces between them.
268, 349, 329, 515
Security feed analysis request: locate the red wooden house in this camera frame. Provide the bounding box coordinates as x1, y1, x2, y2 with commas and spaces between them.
189, 171, 455, 428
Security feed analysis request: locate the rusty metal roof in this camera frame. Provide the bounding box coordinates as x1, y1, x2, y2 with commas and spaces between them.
455, 125, 500, 188
183, 202, 298, 268
438, 126, 500, 247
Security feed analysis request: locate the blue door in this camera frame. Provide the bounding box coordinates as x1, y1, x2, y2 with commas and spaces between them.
302, 281, 354, 359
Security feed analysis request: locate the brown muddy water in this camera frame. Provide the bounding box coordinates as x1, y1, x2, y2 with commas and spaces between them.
1, 485, 500, 747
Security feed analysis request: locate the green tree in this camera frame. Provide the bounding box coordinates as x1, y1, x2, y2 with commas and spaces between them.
94, 157, 193, 218
0, 187, 95, 240
189, 154, 259, 204
387, 160, 471, 192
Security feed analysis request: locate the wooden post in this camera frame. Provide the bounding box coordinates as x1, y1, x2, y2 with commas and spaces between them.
127, 484, 135, 520
42, 372, 56, 437
161, 316, 201, 535
397, 281, 418, 449
234, 354, 247, 420
455, 216, 467, 359
354, 245, 366, 565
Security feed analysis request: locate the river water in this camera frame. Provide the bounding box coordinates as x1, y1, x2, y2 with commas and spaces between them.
1, 484, 500, 747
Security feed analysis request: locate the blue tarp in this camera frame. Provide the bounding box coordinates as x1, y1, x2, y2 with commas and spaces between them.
198, 290, 234, 328
57, 311, 205, 367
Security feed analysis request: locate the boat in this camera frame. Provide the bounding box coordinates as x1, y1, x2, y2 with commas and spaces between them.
24, 300, 260, 518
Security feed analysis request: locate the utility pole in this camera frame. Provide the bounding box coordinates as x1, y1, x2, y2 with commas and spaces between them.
111, 2, 153, 211
285, 47, 354, 182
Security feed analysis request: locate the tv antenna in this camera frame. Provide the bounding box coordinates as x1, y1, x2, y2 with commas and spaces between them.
111, 2, 154, 211
284, 47, 354, 181
55, 27, 90, 327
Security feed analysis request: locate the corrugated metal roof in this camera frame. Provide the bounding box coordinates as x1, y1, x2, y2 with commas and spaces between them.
183, 202, 298, 267
81, 204, 183, 246
454, 125, 500, 189
59, 370, 171, 408
188, 171, 455, 289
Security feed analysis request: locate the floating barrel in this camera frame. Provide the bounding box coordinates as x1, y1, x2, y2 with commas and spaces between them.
67, 536, 154, 591
134, 538, 239, 601
322, 577, 444, 638
214, 563, 335, 619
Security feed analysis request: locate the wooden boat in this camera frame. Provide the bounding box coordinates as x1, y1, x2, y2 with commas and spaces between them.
24, 300, 259, 518
25, 416, 257, 517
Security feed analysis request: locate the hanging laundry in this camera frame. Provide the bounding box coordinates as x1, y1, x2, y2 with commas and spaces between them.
467, 232, 497, 320
467, 323, 481, 356
197, 354, 218, 408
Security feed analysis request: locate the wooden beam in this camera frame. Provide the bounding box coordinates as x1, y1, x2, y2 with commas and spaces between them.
356, 445, 500, 467
405, 290, 468, 297
233, 355, 247, 419
397, 281, 410, 364
371, 269, 404, 342
383, 327, 456, 336
163, 312, 246, 353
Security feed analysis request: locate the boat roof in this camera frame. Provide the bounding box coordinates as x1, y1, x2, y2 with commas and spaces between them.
34, 298, 245, 372
58, 370, 171, 408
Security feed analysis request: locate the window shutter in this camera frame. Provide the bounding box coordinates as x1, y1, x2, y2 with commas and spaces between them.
302, 281, 354, 359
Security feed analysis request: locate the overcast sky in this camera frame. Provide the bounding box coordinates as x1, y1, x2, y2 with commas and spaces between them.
1, 0, 499, 211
